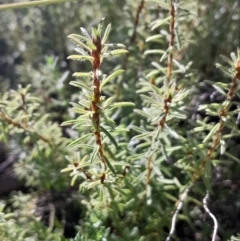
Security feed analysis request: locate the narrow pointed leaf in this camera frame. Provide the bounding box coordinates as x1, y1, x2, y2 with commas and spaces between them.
80, 27, 91, 40
61, 119, 79, 126
109, 49, 128, 56
146, 34, 163, 42
68, 133, 92, 148
100, 69, 125, 88
100, 125, 118, 148
87, 42, 97, 50
102, 23, 111, 45
144, 50, 165, 55
175, 28, 181, 50
104, 155, 116, 175
61, 166, 75, 173
69, 34, 90, 44
203, 123, 220, 144
67, 55, 93, 62
68, 35, 91, 52
90, 146, 99, 163
110, 102, 135, 108
71, 174, 79, 186
73, 72, 92, 78
151, 16, 171, 30
92, 26, 98, 40
70, 81, 92, 92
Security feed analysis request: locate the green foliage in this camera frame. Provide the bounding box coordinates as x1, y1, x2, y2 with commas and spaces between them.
1, 0, 240, 241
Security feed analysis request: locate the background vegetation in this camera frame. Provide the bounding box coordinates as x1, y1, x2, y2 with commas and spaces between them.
1, 0, 240, 240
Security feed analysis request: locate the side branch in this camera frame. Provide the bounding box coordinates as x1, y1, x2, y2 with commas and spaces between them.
0, 111, 51, 145
192, 71, 239, 183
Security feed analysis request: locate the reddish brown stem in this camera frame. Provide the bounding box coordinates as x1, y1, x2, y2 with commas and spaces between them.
91, 36, 106, 182
146, 156, 152, 186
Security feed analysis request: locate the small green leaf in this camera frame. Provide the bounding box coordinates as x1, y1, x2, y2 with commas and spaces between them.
70, 33, 90, 44
102, 96, 115, 108
215, 64, 233, 77
68, 133, 92, 148
100, 125, 118, 148
102, 23, 111, 45
61, 119, 79, 126
164, 124, 179, 139
212, 84, 226, 96
68, 35, 92, 52
146, 34, 163, 42
109, 49, 128, 56
87, 42, 97, 50
100, 69, 125, 88
90, 146, 99, 163
70, 81, 92, 92
104, 155, 116, 175
203, 123, 220, 143
67, 55, 93, 62
134, 109, 151, 119
88, 180, 101, 189
175, 28, 181, 50
151, 16, 171, 30
71, 174, 79, 186
80, 27, 91, 40
61, 166, 75, 173
92, 26, 98, 40
97, 17, 105, 36
110, 161, 129, 166
71, 107, 88, 115
75, 144, 94, 149
160, 47, 170, 62
110, 102, 135, 108
144, 49, 165, 55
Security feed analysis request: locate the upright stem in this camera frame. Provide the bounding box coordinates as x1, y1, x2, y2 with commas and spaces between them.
159, 1, 175, 128
91, 36, 106, 182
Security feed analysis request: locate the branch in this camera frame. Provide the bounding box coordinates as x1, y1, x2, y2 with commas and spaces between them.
165, 184, 192, 241
0, 111, 51, 145
203, 191, 218, 241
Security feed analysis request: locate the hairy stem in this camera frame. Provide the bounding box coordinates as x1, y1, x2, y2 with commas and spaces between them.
91, 35, 106, 182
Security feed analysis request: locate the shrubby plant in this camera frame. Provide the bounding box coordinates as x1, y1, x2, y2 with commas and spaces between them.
1, 0, 240, 240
